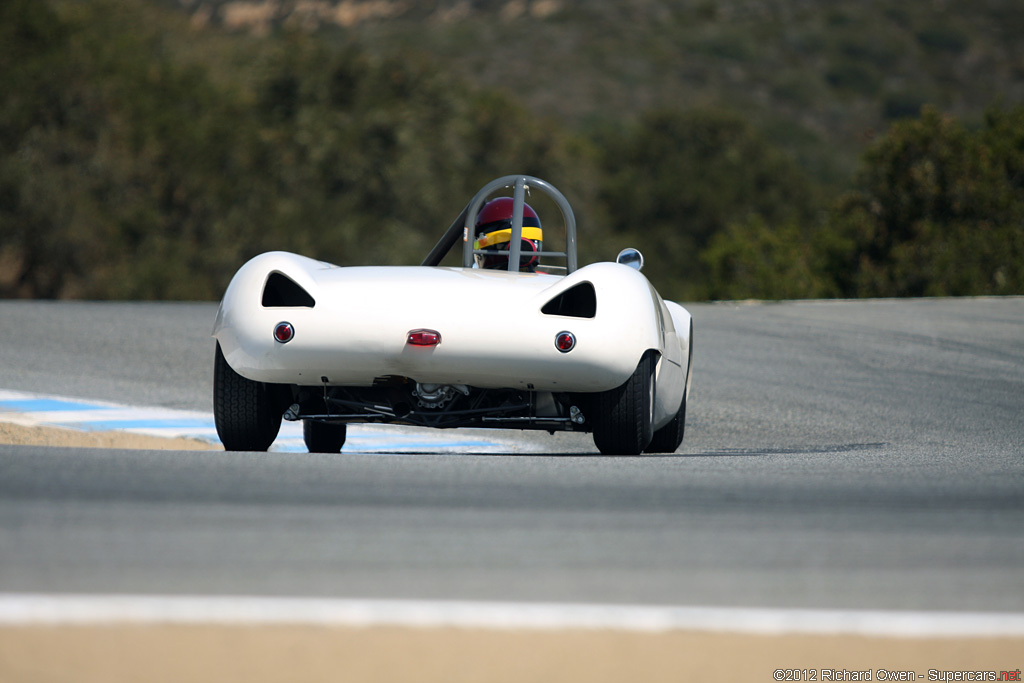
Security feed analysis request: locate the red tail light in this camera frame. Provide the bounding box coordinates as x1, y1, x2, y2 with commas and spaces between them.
274, 322, 294, 343
407, 329, 441, 346
555, 331, 576, 352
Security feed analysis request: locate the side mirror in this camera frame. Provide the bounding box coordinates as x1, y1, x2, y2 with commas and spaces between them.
616, 248, 644, 272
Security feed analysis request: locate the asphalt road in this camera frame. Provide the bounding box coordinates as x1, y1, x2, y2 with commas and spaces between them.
0, 298, 1022, 611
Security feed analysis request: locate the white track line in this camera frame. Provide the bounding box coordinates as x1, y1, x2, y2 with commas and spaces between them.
0, 595, 1022, 637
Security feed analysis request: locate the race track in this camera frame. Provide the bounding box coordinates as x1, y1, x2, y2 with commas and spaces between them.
0, 298, 1022, 611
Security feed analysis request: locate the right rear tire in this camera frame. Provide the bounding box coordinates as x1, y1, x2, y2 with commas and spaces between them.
644, 393, 686, 454
593, 353, 655, 456
646, 319, 692, 454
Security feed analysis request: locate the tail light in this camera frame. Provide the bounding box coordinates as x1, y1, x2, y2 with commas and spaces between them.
555, 331, 576, 352
407, 329, 442, 346
274, 321, 294, 343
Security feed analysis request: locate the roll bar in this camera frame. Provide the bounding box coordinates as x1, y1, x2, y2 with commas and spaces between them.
422, 175, 577, 274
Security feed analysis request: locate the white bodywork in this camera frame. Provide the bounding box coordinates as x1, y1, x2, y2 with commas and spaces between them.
212, 175, 693, 455
213, 251, 692, 431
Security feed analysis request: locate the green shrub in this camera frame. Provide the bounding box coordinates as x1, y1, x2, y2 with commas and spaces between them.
915, 25, 970, 55
825, 60, 882, 96
826, 106, 1024, 297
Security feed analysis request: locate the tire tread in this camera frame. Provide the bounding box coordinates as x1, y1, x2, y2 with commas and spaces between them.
303, 419, 347, 453
213, 343, 282, 451
593, 353, 654, 455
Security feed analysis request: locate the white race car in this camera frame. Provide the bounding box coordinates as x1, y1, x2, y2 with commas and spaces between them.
212, 175, 692, 455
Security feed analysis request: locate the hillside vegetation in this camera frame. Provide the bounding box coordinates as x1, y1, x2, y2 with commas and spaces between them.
1, 0, 1021, 300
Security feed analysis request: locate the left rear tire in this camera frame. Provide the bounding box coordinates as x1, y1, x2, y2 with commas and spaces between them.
303, 420, 347, 453
213, 342, 283, 452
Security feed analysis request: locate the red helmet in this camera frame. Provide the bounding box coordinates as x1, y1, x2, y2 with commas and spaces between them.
473, 197, 543, 271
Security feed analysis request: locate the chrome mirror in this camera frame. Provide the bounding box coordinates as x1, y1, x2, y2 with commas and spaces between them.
616, 248, 644, 271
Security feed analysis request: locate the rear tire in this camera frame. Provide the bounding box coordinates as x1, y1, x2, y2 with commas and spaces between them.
214, 343, 283, 452
593, 353, 655, 455
646, 323, 692, 454
303, 420, 347, 453
645, 393, 686, 453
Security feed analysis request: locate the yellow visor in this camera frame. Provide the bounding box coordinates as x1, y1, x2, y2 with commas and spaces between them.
474, 227, 543, 250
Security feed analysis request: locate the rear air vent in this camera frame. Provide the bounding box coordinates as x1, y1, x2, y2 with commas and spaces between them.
541, 282, 596, 319
262, 272, 316, 308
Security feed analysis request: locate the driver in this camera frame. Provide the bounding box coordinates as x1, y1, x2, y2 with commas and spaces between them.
473, 197, 543, 271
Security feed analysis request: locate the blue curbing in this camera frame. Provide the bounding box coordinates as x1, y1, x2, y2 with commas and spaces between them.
0, 389, 520, 454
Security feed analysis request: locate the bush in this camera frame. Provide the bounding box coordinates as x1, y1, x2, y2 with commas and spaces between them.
596, 108, 822, 300
825, 60, 882, 96
915, 25, 970, 55
826, 106, 1024, 297
696, 104, 1024, 300
882, 91, 932, 121
701, 215, 839, 300
0, 0, 596, 298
